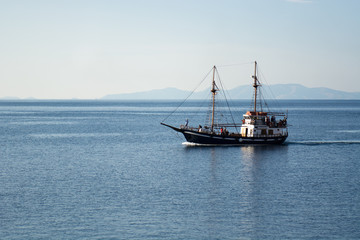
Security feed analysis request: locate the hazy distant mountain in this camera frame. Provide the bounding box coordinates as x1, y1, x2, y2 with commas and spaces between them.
0, 96, 21, 100
0, 96, 36, 100
102, 88, 192, 100
266, 84, 360, 99
102, 84, 360, 100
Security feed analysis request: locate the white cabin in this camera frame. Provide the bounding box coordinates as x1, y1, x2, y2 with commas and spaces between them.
240, 111, 288, 138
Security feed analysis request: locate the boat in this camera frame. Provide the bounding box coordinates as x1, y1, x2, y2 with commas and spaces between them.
161, 61, 288, 145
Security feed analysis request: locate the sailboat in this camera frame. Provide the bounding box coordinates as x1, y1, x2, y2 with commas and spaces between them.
161, 61, 288, 145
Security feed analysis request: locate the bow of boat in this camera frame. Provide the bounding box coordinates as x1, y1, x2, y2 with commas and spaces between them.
160, 122, 183, 133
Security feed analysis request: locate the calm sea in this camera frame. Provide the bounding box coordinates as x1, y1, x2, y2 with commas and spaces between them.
0, 100, 359, 239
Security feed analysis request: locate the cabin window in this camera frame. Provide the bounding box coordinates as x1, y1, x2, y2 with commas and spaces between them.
269, 130, 273, 135
261, 129, 266, 135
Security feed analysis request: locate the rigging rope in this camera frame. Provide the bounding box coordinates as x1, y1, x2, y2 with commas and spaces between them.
257, 65, 285, 113
161, 67, 214, 123
215, 67, 240, 133
217, 62, 254, 68
161, 61, 284, 127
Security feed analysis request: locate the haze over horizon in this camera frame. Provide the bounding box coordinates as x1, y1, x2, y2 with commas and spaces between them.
1, 0, 360, 99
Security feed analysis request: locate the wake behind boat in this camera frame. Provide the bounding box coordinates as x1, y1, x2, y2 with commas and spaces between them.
161, 61, 288, 145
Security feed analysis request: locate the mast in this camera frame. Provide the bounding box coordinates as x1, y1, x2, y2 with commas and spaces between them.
252, 61, 259, 113
211, 66, 217, 132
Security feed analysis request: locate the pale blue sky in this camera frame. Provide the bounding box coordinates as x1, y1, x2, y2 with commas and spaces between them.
0, 0, 359, 99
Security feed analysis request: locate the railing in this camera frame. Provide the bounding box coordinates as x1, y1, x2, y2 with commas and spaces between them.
180, 125, 212, 133
252, 133, 288, 138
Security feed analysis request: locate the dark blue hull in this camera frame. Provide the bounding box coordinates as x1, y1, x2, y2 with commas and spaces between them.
182, 130, 287, 145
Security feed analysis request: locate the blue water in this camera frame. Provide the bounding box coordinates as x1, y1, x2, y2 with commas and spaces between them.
0, 100, 360, 239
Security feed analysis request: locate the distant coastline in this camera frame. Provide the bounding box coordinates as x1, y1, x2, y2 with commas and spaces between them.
2, 84, 360, 100
101, 84, 360, 100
